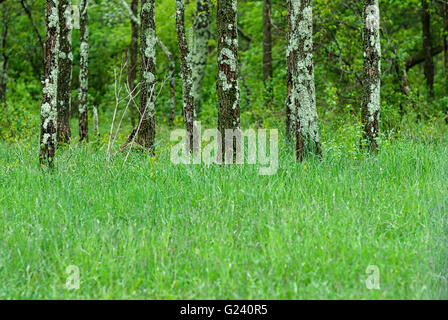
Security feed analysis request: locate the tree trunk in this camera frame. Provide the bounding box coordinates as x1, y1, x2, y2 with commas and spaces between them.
286, 0, 321, 161
263, 0, 273, 108
175, 0, 195, 152
157, 39, 176, 126
40, 0, 60, 167
57, 0, 72, 144
191, 0, 211, 114
421, 0, 434, 100
217, 0, 240, 160
128, 0, 138, 127
444, 1, 448, 95
285, 1, 295, 142
361, 0, 381, 151
0, 3, 8, 110
79, 0, 89, 142
137, 0, 156, 151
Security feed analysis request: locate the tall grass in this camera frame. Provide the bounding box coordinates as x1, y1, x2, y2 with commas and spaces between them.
0, 130, 446, 299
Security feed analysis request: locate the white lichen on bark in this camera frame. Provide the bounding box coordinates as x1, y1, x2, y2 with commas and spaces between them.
362, 0, 381, 150
78, 0, 89, 141
40, 0, 60, 165
190, 0, 211, 113
175, 0, 196, 152
137, 0, 157, 150
286, 0, 320, 159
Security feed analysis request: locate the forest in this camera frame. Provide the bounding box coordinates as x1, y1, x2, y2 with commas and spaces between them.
0, 0, 447, 299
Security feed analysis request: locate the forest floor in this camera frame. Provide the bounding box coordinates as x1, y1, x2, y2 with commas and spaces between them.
0, 125, 447, 299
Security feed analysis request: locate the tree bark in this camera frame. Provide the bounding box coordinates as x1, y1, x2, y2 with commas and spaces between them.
286, 0, 321, 161
175, 0, 195, 152
79, 0, 89, 142
128, 0, 138, 127
0, 3, 8, 110
57, 0, 72, 144
40, 0, 60, 167
361, 0, 381, 151
444, 0, 448, 95
217, 0, 240, 159
157, 39, 176, 126
421, 0, 434, 99
137, 0, 156, 151
190, 0, 211, 114
263, 0, 273, 108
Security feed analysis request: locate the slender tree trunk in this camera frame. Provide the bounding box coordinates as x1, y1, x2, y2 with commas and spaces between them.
0, 4, 8, 110
137, 0, 156, 150
285, 1, 294, 142
444, 1, 448, 95
40, 0, 60, 167
286, 0, 321, 161
421, 0, 434, 100
191, 0, 211, 114
217, 0, 240, 159
175, 0, 195, 152
128, 0, 138, 127
263, 0, 273, 108
157, 39, 176, 126
79, 0, 89, 142
361, 0, 381, 151
57, 0, 72, 144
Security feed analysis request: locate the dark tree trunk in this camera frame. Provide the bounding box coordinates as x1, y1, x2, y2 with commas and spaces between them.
421, 0, 434, 99
217, 0, 240, 160
361, 0, 381, 151
57, 0, 72, 144
175, 0, 195, 152
285, 2, 294, 142
263, 0, 273, 108
0, 4, 8, 110
191, 0, 211, 114
286, 0, 321, 161
444, 1, 448, 96
79, 0, 89, 142
137, 0, 156, 151
40, 0, 60, 167
128, 0, 138, 127
157, 39, 176, 126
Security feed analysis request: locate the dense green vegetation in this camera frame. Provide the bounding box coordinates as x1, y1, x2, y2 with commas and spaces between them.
0, 0, 447, 299
0, 127, 447, 299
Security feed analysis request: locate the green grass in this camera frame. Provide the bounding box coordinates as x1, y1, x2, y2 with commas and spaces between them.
0, 132, 447, 299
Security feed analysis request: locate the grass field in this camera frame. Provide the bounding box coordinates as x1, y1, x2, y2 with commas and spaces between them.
0, 128, 447, 299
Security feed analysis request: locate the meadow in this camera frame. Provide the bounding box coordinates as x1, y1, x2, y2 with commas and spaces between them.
0, 123, 447, 299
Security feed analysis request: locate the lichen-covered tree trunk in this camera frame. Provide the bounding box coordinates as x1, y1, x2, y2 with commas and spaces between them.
217, 0, 240, 158
57, 0, 72, 144
361, 0, 381, 151
421, 0, 434, 100
137, 0, 156, 151
128, 0, 139, 127
175, 0, 195, 152
79, 0, 89, 142
191, 0, 211, 114
286, 0, 321, 161
285, 1, 294, 142
263, 0, 273, 108
40, 0, 60, 167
